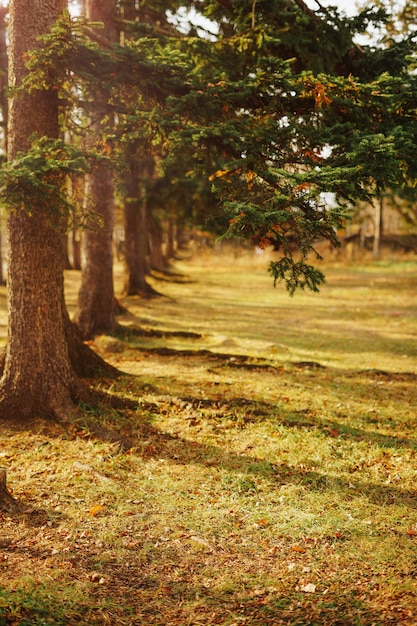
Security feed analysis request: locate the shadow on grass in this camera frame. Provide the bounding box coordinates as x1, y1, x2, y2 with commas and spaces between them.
132, 413, 417, 509
80, 553, 413, 626
6, 565, 394, 626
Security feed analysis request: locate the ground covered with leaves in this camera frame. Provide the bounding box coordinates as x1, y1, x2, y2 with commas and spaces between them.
0, 252, 417, 625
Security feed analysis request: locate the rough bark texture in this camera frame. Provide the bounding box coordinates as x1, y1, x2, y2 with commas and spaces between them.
0, 0, 82, 421
73, 0, 118, 340
0, 6, 8, 287
0, 0, 132, 460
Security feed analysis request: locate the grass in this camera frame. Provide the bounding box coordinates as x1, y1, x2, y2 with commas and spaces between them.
0, 249, 417, 624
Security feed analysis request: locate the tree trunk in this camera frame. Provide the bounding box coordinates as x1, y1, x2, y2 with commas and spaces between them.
148, 211, 168, 273
63, 233, 72, 270
73, 0, 118, 340
72, 229, 82, 270
73, 161, 116, 338
0, 0, 83, 422
0, 467, 20, 513
0, 0, 131, 462
123, 151, 158, 296
0, 5, 8, 287
166, 217, 176, 261
373, 195, 383, 260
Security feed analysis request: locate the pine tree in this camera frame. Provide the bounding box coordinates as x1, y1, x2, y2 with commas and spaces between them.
72, 0, 118, 339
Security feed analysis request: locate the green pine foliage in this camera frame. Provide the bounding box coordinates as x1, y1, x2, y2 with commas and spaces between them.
0, 137, 95, 227
3, 1, 417, 292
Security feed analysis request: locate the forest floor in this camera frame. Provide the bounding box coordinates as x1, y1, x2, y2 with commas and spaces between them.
0, 248, 417, 625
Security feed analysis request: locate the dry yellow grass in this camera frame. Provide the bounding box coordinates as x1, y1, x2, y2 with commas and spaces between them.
0, 250, 416, 625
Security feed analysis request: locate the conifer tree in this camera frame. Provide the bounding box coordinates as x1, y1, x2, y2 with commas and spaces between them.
0, 0, 80, 420
1, 0, 416, 431
73, 0, 118, 339
0, 2, 122, 428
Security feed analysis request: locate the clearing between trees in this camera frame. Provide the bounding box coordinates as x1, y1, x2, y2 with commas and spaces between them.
0, 251, 416, 625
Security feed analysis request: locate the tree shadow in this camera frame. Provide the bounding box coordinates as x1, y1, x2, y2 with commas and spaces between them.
79, 544, 414, 626
131, 414, 417, 510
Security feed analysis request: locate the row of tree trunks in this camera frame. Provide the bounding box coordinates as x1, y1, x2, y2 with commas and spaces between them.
0, 0, 119, 427
73, 0, 118, 340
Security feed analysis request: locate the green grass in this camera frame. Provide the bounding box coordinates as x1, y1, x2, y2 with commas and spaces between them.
1, 252, 417, 624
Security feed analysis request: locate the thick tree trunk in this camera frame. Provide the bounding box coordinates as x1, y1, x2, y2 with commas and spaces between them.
0, 0, 116, 413
0, 0, 82, 422
73, 0, 118, 340
0, 5, 8, 287
0, 0, 131, 459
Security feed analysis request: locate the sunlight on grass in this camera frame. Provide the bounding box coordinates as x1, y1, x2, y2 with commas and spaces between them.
0, 254, 416, 624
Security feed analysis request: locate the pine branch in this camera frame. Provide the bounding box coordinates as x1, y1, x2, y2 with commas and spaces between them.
290, 0, 316, 20
113, 17, 182, 39
83, 26, 113, 50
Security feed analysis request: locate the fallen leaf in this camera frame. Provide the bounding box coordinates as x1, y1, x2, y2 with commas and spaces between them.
291, 545, 306, 553
254, 518, 268, 528
300, 583, 316, 593
89, 504, 105, 517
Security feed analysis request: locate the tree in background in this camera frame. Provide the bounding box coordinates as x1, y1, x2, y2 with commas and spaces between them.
0, 0, 416, 426
118, 0, 185, 296
73, 0, 118, 339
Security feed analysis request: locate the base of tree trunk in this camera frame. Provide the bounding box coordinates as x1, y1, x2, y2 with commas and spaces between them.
123, 280, 163, 298
0, 467, 20, 513
0, 322, 121, 381
65, 317, 121, 379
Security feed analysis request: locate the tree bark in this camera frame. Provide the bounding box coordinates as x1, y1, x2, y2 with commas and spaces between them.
73, 160, 116, 338
0, 5, 8, 287
373, 195, 383, 260
72, 230, 82, 270
0, 0, 81, 422
148, 211, 169, 273
0, 0, 121, 428
123, 151, 159, 296
166, 217, 177, 261
0, 467, 20, 513
73, 0, 118, 340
